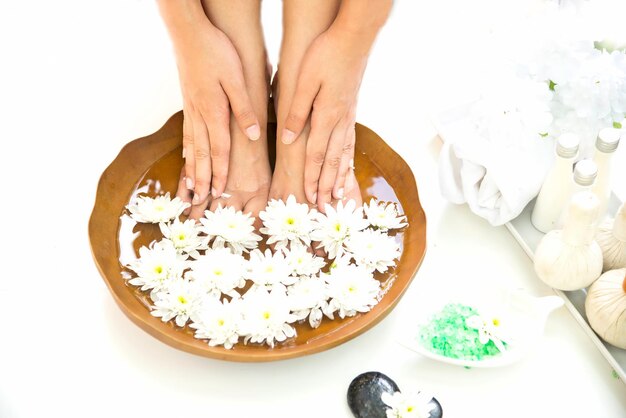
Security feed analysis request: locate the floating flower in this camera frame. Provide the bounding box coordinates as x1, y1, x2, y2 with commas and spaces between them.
311, 199, 369, 259
246, 248, 294, 290
323, 263, 381, 319
345, 229, 402, 273
284, 244, 326, 277
190, 297, 242, 349
466, 312, 509, 352
126, 192, 190, 224
150, 278, 203, 327
126, 239, 187, 297
364, 199, 407, 231
259, 195, 318, 249
239, 288, 297, 348
287, 275, 328, 328
381, 391, 436, 418
199, 205, 262, 254
159, 218, 205, 259
185, 247, 247, 299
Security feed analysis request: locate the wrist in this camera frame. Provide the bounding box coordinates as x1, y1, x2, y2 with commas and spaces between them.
157, 0, 213, 46
332, 0, 391, 43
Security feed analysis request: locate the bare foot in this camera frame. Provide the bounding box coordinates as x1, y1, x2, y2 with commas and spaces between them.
209, 116, 272, 222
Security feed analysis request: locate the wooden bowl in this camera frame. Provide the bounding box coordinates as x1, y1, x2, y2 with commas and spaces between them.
89, 111, 427, 362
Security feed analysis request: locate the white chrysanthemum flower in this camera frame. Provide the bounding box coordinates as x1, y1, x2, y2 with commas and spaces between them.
323, 263, 381, 319
284, 244, 326, 277
364, 199, 407, 231
185, 247, 247, 299
159, 218, 205, 259
126, 192, 190, 224
381, 391, 436, 418
345, 229, 402, 273
199, 205, 262, 255
239, 288, 297, 348
466, 312, 510, 352
190, 297, 242, 349
150, 278, 203, 327
246, 248, 295, 289
311, 199, 369, 259
259, 195, 318, 249
287, 275, 328, 328
126, 240, 187, 296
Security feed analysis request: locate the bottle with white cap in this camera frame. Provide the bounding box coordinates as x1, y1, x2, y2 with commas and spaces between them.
557, 158, 598, 229
531, 133, 580, 233
592, 127, 621, 222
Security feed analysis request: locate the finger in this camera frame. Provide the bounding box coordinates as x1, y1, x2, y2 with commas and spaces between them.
316, 122, 348, 211
221, 75, 261, 141
203, 105, 231, 199
332, 124, 356, 200
182, 108, 196, 192
281, 72, 319, 144
304, 112, 339, 205
191, 117, 212, 206
175, 166, 192, 217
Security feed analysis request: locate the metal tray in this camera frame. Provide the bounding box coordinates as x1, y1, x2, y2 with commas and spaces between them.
505, 194, 626, 383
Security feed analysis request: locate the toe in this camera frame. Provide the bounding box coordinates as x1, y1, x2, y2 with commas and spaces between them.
210, 192, 244, 212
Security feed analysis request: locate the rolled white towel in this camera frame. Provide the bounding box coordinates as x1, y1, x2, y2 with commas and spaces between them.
435, 95, 554, 226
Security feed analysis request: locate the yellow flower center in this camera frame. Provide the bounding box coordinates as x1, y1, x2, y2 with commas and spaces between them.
178, 233, 186, 241
218, 319, 225, 326
348, 286, 356, 293
154, 266, 163, 274
335, 223, 342, 232
228, 223, 236, 229
492, 318, 500, 327
155, 205, 164, 212
263, 311, 271, 320
286, 217, 295, 225
406, 406, 414, 412
265, 266, 274, 273
214, 270, 223, 276
178, 295, 188, 304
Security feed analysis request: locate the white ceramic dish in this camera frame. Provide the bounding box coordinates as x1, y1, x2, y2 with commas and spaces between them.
397, 283, 563, 368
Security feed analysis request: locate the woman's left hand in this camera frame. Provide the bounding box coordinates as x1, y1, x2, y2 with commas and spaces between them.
279, 25, 369, 210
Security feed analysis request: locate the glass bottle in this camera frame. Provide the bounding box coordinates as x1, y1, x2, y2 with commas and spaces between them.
531, 133, 580, 233
592, 127, 621, 222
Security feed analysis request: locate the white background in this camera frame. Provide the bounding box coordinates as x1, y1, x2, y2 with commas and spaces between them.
1, 1, 625, 417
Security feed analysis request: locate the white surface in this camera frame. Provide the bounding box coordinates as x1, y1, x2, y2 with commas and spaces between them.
1, 1, 625, 417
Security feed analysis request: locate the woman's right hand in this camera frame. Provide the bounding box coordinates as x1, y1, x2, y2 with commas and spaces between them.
171, 15, 261, 218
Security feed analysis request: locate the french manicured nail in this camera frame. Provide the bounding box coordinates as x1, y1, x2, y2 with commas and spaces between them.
186, 177, 194, 190
309, 192, 317, 205
212, 187, 220, 199
182, 147, 186, 159
282, 129, 296, 144
335, 188, 344, 199
246, 124, 261, 141
349, 159, 355, 170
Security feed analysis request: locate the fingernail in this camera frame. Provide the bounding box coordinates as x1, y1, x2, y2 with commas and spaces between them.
186, 177, 194, 190
182, 147, 186, 159
212, 187, 220, 199
282, 129, 296, 144
349, 159, 355, 170
309, 192, 317, 205
246, 124, 261, 141
192, 193, 201, 204
336, 188, 344, 199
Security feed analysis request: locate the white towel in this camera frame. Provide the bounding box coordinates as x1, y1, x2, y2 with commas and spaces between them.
435, 102, 554, 226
